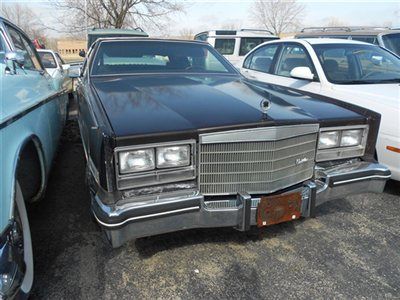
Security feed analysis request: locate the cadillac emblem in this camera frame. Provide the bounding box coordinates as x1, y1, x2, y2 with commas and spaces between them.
260, 99, 271, 113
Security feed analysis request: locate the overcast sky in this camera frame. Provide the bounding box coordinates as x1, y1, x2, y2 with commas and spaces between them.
1, 0, 399, 37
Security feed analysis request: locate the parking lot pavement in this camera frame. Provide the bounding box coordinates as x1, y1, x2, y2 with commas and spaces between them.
28, 122, 400, 299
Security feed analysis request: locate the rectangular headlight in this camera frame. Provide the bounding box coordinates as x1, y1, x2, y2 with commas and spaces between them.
119, 149, 155, 174
340, 129, 363, 147
317, 125, 368, 162
318, 131, 340, 149
157, 145, 190, 168
114, 140, 196, 190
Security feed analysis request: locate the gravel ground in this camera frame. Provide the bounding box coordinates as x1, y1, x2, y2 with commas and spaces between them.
28, 122, 400, 299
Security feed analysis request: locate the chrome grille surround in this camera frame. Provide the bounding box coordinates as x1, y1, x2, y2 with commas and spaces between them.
199, 124, 319, 195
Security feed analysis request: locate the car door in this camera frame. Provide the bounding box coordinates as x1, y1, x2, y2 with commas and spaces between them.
4, 23, 66, 162
241, 43, 281, 82
242, 42, 322, 93
271, 43, 322, 93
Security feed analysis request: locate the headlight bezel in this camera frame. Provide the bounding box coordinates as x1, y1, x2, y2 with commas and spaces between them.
114, 140, 196, 190
317, 125, 369, 162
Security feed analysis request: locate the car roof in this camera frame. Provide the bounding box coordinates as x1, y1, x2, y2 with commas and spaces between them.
296, 27, 400, 36
195, 29, 279, 38
88, 28, 148, 37
257, 38, 374, 46
300, 38, 373, 45
96, 37, 209, 44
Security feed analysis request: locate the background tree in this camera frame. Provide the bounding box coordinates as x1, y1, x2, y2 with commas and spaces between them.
178, 28, 194, 40
324, 17, 346, 27
0, 3, 46, 39
250, 0, 305, 36
53, 0, 184, 35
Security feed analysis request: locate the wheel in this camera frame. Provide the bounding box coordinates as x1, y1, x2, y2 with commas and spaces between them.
14, 182, 34, 295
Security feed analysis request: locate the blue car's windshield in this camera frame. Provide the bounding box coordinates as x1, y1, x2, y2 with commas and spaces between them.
312, 43, 400, 84
91, 40, 237, 76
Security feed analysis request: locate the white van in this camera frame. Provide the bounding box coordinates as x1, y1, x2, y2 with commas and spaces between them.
195, 29, 279, 66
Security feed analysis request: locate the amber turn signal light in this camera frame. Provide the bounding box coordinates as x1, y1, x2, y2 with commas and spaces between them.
387, 146, 400, 154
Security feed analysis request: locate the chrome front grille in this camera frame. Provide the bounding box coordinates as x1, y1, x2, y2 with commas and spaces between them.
199, 125, 318, 195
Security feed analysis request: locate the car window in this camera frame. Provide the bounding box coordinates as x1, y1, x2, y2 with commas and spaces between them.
214, 39, 235, 55
239, 37, 278, 56
195, 33, 208, 41
243, 44, 279, 73
313, 43, 400, 84
19, 34, 43, 70
0, 33, 6, 62
6, 25, 42, 71
351, 36, 379, 45
91, 41, 237, 75
275, 44, 314, 77
55, 53, 66, 65
382, 33, 400, 56
38, 52, 57, 68
6, 25, 35, 70
318, 48, 350, 81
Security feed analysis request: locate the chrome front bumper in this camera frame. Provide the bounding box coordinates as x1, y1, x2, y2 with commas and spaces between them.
91, 161, 391, 248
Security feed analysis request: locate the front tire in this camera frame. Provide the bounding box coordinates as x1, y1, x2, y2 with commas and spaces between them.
14, 182, 34, 295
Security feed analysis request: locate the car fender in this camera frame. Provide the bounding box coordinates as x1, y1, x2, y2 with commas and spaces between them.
0, 121, 49, 232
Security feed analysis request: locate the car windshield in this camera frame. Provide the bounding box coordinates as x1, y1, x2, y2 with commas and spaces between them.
91, 40, 236, 76
38, 52, 57, 68
312, 43, 400, 84
382, 33, 400, 56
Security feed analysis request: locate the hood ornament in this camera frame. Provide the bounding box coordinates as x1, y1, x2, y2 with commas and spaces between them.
260, 98, 271, 113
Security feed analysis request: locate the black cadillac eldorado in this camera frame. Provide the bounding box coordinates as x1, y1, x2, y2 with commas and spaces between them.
71, 38, 391, 247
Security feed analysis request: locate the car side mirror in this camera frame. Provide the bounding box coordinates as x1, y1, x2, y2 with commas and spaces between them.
68, 65, 81, 78
5, 51, 25, 67
79, 50, 86, 58
290, 66, 314, 81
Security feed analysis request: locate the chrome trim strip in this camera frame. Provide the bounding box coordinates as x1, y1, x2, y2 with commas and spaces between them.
93, 206, 199, 228
199, 124, 319, 144
319, 124, 368, 132
333, 174, 392, 186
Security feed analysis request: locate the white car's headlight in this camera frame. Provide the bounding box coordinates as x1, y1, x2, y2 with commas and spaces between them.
318, 131, 340, 149
119, 149, 155, 174
157, 145, 190, 168
340, 129, 363, 147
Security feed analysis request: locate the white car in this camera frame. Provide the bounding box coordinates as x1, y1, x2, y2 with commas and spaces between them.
194, 29, 279, 67
37, 49, 73, 94
240, 38, 400, 180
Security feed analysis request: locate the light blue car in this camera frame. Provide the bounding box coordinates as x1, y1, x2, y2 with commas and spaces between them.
0, 18, 68, 298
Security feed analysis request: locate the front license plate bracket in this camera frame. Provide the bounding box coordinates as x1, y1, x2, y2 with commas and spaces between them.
257, 192, 302, 227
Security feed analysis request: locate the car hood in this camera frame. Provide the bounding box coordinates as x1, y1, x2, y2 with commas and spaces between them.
91, 74, 364, 137
332, 83, 400, 110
